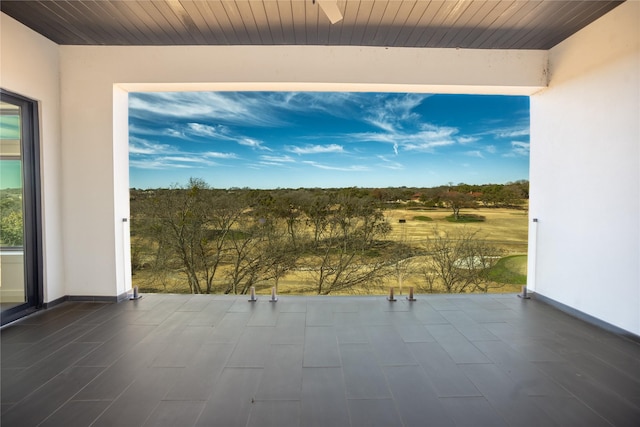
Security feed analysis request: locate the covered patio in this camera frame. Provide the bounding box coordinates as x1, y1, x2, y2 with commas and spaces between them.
2, 293, 639, 426
1, 1, 639, 426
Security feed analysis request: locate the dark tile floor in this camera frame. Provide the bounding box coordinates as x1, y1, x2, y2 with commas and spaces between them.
1, 293, 639, 427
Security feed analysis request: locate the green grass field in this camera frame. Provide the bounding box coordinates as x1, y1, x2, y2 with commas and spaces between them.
485, 255, 528, 285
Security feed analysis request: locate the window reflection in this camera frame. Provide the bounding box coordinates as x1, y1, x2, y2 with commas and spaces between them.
0, 101, 26, 309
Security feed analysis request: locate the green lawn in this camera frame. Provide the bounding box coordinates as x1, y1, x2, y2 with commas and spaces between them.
485, 255, 527, 285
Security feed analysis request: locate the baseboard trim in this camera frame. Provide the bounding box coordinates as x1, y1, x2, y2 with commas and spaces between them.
44, 291, 131, 306
533, 292, 640, 344
43, 295, 68, 309
67, 295, 120, 303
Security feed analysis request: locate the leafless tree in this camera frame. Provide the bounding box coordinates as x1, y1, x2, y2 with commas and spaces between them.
420, 227, 503, 293
224, 214, 299, 295
144, 178, 244, 294
309, 196, 390, 295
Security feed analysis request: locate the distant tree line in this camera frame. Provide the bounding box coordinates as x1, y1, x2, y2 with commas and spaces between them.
130, 179, 527, 295
365, 180, 528, 206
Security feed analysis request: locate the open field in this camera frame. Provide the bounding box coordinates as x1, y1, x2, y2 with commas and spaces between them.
384, 206, 529, 253
133, 206, 528, 295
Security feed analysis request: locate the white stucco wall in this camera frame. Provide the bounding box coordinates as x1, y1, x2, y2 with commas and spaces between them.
529, 1, 640, 334
0, 14, 64, 303
58, 44, 547, 299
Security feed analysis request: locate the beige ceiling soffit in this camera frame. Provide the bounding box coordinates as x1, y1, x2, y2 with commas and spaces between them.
316, 0, 343, 24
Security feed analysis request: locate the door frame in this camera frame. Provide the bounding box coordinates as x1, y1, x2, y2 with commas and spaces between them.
1, 89, 43, 325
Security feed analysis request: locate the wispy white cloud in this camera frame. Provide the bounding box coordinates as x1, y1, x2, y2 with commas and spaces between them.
464, 150, 484, 158
364, 94, 429, 133
154, 121, 272, 153
129, 136, 238, 170
129, 155, 218, 170
129, 94, 212, 118
239, 138, 271, 151
160, 156, 216, 164
377, 155, 404, 170
472, 118, 530, 143
129, 92, 381, 130
350, 123, 459, 154
165, 129, 185, 139
504, 141, 530, 157
286, 144, 345, 155
129, 123, 170, 137
403, 140, 456, 152
260, 154, 296, 163
129, 159, 190, 170
129, 92, 285, 127
258, 161, 286, 167
275, 92, 363, 118
139, 92, 427, 138
130, 123, 189, 140
130, 92, 467, 159
458, 136, 479, 144
492, 127, 530, 139
186, 123, 233, 139
203, 151, 238, 159
302, 161, 369, 172
128, 137, 174, 155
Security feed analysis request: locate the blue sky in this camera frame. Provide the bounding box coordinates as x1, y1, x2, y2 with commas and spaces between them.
128, 92, 529, 189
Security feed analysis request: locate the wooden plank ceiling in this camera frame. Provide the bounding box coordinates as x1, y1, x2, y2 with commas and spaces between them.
0, 1, 624, 49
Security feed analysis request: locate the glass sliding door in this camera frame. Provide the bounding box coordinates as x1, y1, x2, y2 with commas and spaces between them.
1, 90, 42, 325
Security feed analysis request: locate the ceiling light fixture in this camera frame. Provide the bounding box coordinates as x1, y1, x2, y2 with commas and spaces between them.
314, 0, 343, 25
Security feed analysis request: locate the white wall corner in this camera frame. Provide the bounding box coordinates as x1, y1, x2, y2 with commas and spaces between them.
530, 1, 640, 335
